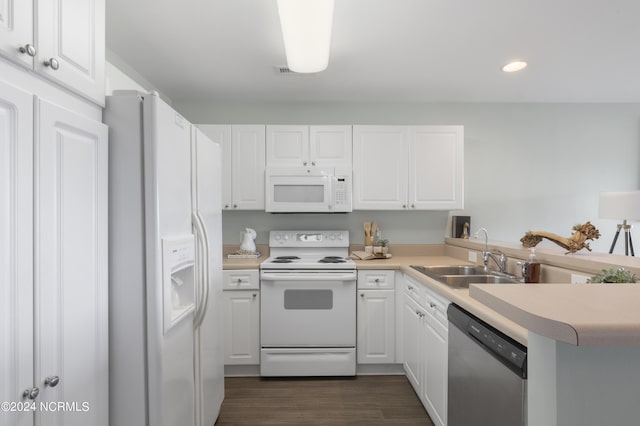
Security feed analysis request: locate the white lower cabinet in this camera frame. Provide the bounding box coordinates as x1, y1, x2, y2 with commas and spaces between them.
0, 80, 108, 426
357, 270, 395, 364
402, 294, 423, 389
222, 270, 260, 365
402, 274, 450, 426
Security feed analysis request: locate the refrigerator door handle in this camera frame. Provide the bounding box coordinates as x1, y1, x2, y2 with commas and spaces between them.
192, 212, 206, 326
196, 212, 211, 328
192, 211, 211, 329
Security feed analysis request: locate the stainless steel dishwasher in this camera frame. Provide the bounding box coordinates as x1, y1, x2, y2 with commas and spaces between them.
447, 304, 527, 426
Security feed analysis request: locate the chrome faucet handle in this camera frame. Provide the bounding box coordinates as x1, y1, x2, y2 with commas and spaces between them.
516, 261, 527, 282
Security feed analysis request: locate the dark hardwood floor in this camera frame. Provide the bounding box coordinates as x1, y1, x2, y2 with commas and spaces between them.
215, 375, 435, 425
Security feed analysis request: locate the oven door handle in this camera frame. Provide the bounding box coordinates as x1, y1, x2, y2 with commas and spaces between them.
260, 271, 357, 282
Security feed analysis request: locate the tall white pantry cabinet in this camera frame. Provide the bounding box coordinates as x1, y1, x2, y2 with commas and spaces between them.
0, 0, 108, 425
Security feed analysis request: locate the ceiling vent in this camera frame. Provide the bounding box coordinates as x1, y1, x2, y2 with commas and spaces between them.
276, 65, 297, 75
275, 66, 315, 76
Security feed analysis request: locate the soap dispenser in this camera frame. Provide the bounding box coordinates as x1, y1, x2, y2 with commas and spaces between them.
522, 248, 541, 283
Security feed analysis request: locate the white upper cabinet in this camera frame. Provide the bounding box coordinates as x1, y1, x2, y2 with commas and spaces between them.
266, 125, 308, 166
409, 126, 464, 210
309, 125, 352, 167
37, 0, 105, 105
0, 0, 34, 68
353, 126, 409, 210
266, 125, 352, 168
353, 125, 463, 210
198, 124, 266, 210
0, 0, 105, 105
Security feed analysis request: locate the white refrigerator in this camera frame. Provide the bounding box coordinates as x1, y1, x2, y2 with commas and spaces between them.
105, 91, 224, 426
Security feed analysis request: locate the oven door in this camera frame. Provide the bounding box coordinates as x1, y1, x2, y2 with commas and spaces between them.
265, 167, 334, 213
260, 270, 356, 347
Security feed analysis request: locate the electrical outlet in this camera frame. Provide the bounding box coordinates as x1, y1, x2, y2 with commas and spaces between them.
468, 251, 477, 263
571, 274, 589, 284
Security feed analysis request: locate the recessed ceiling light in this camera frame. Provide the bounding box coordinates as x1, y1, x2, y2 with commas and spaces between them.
502, 61, 527, 73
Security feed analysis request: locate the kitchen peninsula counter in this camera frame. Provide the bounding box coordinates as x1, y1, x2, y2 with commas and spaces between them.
468, 283, 640, 426
470, 283, 640, 346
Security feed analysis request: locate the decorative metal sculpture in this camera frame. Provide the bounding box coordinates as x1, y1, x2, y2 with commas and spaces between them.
520, 221, 601, 254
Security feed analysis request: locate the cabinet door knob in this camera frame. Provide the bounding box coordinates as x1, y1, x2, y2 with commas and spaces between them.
224, 204, 229, 208
360, 293, 364, 298
252, 293, 257, 299
402, 204, 407, 209
233, 204, 237, 208
19, 44, 37, 57
43, 58, 60, 70
236, 278, 242, 283
408, 285, 413, 290
311, 161, 316, 166
23, 387, 39, 400
303, 161, 307, 166
45, 376, 60, 387
374, 278, 380, 283
411, 204, 415, 208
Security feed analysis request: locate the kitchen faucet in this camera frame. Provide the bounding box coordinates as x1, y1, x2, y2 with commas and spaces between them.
474, 227, 510, 275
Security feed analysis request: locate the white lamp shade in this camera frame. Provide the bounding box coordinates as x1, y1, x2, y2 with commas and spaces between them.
277, 0, 334, 73
599, 191, 640, 221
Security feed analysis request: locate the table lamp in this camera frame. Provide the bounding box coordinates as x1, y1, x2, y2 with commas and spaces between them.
599, 190, 640, 256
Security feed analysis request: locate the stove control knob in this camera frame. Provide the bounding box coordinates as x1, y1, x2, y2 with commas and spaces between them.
283, 234, 289, 241
337, 233, 344, 240
275, 234, 281, 240
329, 234, 336, 240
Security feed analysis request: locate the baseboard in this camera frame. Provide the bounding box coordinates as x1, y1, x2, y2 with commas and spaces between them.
224, 364, 260, 377
356, 364, 405, 375
224, 363, 405, 377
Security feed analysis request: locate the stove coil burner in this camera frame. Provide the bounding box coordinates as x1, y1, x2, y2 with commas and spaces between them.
318, 256, 346, 263
272, 255, 301, 264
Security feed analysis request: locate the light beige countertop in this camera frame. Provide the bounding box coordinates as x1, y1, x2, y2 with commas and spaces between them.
222, 244, 268, 270
221, 248, 529, 345
223, 257, 264, 270
470, 284, 640, 346
357, 255, 529, 345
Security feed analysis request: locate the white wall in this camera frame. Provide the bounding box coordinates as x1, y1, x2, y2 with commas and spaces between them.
105, 62, 148, 94
171, 102, 640, 253
105, 50, 173, 103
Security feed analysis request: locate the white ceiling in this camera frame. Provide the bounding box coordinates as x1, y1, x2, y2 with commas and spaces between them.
106, 0, 640, 103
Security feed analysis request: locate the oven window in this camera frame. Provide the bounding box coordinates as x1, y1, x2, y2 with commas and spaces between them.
284, 289, 333, 309
274, 185, 325, 203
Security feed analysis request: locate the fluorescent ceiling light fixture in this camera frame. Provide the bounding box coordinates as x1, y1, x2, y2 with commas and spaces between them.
277, 0, 334, 73
502, 61, 528, 73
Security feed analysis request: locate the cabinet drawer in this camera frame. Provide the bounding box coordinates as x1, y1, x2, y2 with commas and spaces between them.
358, 270, 395, 289
424, 289, 450, 329
223, 269, 260, 290
403, 275, 425, 306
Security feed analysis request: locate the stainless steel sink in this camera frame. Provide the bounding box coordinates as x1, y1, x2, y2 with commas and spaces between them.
437, 274, 518, 288
411, 265, 487, 276
410, 265, 519, 289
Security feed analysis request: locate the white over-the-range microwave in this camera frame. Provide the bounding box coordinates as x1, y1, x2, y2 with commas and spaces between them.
265, 167, 353, 213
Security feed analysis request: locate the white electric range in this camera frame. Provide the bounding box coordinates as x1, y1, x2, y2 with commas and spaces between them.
259, 230, 357, 376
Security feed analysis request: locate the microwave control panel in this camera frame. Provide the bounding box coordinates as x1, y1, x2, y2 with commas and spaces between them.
333, 169, 352, 212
